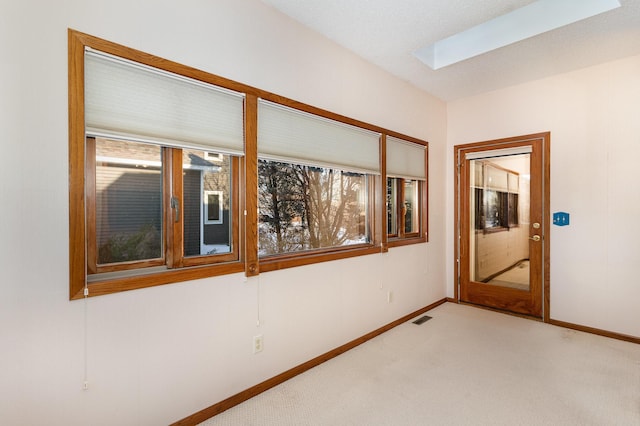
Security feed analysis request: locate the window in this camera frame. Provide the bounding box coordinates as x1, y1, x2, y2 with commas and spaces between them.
472, 161, 520, 232
69, 32, 245, 299
258, 160, 369, 256
86, 136, 240, 276
387, 177, 424, 238
204, 191, 223, 224
183, 150, 233, 256
90, 138, 163, 271
204, 152, 224, 162
256, 99, 381, 269
69, 30, 429, 298
385, 137, 427, 245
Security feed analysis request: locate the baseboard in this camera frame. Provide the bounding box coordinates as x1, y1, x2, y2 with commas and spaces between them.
549, 318, 640, 345
453, 299, 639, 344
171, 297, 449, 426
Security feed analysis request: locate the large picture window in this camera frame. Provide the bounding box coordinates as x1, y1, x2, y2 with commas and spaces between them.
258, 160, 369, 256
256, 100, 381, 267
68, 30, 429, 298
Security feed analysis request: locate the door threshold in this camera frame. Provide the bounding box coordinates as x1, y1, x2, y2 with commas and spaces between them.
457, 300, 544, 322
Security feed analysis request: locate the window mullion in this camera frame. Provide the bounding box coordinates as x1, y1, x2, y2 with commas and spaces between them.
165, 147, 184, 268
85, 137, 98, 274
244, 94, 259, 276
398, 178, 406, 238
380, 136, 388, 252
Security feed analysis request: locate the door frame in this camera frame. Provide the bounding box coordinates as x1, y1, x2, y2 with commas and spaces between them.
454, 132, 550, 322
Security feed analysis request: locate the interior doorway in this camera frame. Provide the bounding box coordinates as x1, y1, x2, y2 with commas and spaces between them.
454, 133, 550, 320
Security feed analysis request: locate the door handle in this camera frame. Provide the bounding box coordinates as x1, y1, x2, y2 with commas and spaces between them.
529, 235, 541, 242
170, 196, 180, 223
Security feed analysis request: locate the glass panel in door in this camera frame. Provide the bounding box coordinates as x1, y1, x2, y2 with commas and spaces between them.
469, 154, 531, 291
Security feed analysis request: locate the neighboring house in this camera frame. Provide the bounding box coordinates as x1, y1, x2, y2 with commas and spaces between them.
95, 139, 230, 263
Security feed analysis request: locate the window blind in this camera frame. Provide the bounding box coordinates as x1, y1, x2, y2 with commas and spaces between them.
486, 164, 509, 191
84, 49, 245, 155
386, 136, 426, 180
257, 99, 381, 174
464, 146, 532, 160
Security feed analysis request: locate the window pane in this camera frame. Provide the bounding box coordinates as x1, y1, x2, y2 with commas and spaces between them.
404, 180, 420, 234
258, 160, 369, 256
508, 193, 519, 227
387, 178, 398, 235
183, 150, 232, 257
95, 139, 163, 264
484, 189, 500, 228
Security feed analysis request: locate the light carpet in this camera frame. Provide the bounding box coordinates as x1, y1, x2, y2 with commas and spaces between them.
200, 302, 640, 425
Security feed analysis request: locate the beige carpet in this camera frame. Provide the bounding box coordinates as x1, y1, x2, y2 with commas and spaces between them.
200, 303, 640, 425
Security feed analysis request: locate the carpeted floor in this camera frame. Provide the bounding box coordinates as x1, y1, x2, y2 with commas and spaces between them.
200, 303, 640, 425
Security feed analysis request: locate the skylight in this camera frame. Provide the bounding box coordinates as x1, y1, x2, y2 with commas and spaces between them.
413, 0, 621, 70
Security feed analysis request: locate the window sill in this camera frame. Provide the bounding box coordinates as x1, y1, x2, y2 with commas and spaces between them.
258, 244, 381, 273
387, 236, 427, 248
72, 261, 245, 300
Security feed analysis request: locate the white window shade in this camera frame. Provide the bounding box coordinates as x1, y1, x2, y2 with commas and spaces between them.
486, 165, 509, 191
508, 172, 519, 193
257, 100, 381, 174
386, 136, 427, 180
85, 49, 245, 155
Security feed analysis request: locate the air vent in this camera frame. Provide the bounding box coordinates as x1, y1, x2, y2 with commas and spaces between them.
412, 315, 432, 325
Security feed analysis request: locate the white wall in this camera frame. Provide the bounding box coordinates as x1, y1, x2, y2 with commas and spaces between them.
447, 54, 640, 338
0, 0, 446, 424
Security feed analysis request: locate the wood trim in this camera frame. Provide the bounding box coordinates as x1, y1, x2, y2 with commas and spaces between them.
171, 298, 449, 426
68, 29, 87, 300
542, 133, 551, 323
75, 262, 245, 299
423, 146, 429, 242
244, 95, 259, 276
259, 246, 380, 273
549, 319, 640, 345
450, 300, 638, 344
387, 236, 427, 248
453, 149, 460, 301
166, 148, 182, 268
85, 137, 97, 275
380, 135, 388, 252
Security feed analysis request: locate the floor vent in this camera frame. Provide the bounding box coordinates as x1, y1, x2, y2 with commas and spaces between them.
412, 315, 432, 325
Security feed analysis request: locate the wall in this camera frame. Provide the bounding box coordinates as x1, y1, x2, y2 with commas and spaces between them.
0, 0, 446, 424
447, 54, 640, 337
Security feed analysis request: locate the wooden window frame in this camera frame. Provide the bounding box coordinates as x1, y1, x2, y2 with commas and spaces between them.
257, 165, 381, 273
386, 177, 427, 248
68, 30, 246, 300
68, 29, 429, 299
86, 137, 167, 275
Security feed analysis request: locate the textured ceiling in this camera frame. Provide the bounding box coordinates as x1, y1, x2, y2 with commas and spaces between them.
261, 0, 640, 101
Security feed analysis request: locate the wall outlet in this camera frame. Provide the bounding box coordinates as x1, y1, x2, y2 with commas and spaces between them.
387, 290, 393, 303
253, 334, 263, 354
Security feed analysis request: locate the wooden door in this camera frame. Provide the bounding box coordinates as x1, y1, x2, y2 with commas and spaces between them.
455, 133, 549, 318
